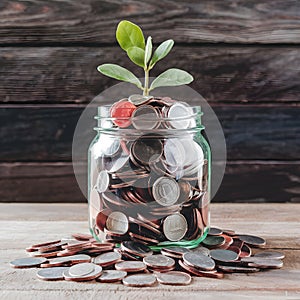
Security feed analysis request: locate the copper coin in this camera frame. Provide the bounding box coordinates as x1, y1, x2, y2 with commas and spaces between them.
240, 243, 252, 258
72, 233, 93, 241
183, 252, 215, 271
217, 265, 260, 273
254, 251, 285, 260
96, 208, 111, 232
47, 254, 91, 266
39, 242, 67, 253
115, 261, 147, 272
121, 241, 153, 258
122, 274, 156, 287
93, 251, 122, 267
10, 257, 47, 269
26, 240, 61, 252
97, 270, 127, 283
222, 229, 236, 236
156, 271, 192, 285
237, 234, 266, 247
36, 267, 70, 281
178, 260, 223, 279
143, 255, 175, 269
209, 249, 239, 263
29, 250, 61, 258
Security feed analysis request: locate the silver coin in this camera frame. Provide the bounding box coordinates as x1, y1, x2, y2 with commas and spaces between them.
202, 235, 225, 247
89, 187, 101, 210
152, 177, 180, 207
208, 227, 223, 236
143, 254, 175, 268
107, 154, 129, 173
209, 249, 239, 262
183, 252, 215, 271
167, 102, 192, 129
93, 251, 121, 266
36, 267, 70, 281
50, 254, 91, 264
105, 211, 128, 235
10, 257, 47, 268
128, 94, 153, 106
97, 135, 120, 156
247, 259, 283, 269
63, 263, 102, 281
237, 234, 266, 247
191, 246, 210, 256
97, 270, 127, 283
164, 138, 186, 167
217, 265, 260, 273
162, 246, 190, 256
96, 170, 109, 193
163, 213, 188, 241
132, 105, 160, 129
69, 262, 95, 277
115, 261, 147, 272
156, 271, 192, 285
122, 274, 157, 287
254, 251, 285, 260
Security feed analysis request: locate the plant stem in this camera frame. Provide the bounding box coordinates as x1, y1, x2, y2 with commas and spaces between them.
143, 68, 149, 96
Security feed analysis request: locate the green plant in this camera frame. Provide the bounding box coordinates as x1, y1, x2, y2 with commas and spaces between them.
97, 20, 193, 96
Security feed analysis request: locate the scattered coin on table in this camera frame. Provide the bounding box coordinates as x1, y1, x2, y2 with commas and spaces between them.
10, 228, 285, 287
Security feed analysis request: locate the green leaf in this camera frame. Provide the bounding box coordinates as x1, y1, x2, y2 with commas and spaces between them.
149, 39, 174, 68
144, 36, 152, 67
149, 68, 194, 90
116, 20, 145, 51
97, 64, 142, 88
127, 46, 145, 68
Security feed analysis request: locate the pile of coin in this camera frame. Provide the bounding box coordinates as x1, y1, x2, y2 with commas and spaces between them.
10, 228, 285, 286
90, 94, 209, 246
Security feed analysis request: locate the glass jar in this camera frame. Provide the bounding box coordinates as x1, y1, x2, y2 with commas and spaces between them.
88, 98, 211, 250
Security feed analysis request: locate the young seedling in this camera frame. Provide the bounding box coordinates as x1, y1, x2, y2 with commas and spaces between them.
97, 20, 193, 96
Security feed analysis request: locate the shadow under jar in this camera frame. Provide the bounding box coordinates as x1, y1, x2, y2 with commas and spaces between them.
88, 97, 211, 250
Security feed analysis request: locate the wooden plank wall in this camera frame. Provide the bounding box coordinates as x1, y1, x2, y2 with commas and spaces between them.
0, 0, 299, 203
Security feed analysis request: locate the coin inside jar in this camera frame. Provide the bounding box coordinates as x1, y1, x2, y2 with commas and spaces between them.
128, 94, 153, 106
156, 271, 192, 286
163, 213, 188, 241
167, 102, 192, 129
105, 211, 129, 235
131, 136, 163, 165
131, 105, 160, 129
96, 170, 110, 193
152, 177, 180, 207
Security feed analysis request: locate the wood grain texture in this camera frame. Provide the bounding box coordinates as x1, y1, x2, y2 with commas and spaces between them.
0, 0, 300, 44
0, 203, 299, 299
1, 162, 299, 203
1, 47, 300, 104
0, 105, 299, 161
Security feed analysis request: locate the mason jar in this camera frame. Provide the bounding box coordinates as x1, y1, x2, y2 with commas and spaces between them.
88, 96, 211, 250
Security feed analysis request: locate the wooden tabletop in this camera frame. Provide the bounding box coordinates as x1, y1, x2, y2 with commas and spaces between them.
1, 203, 299, 300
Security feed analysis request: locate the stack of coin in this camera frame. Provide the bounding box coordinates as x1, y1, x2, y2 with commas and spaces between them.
90, 95, 210, 246
10, 228, 285, 285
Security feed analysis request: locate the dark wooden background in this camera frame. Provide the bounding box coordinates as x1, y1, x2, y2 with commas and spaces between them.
0, 0, 299, 203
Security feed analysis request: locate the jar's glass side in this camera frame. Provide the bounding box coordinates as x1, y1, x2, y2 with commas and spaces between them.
88, 124, 211, 250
